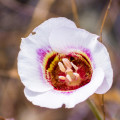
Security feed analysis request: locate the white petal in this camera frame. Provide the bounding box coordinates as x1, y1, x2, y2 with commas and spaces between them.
27, 17, 77, 50
18, 50, 53, 92
18, 17, 76, 92
24, 68, 104, 108
24, 88, 67, 109
95, 79, 111, 94
19, 17, 77, 62
65, 68, 104, 108
18, 37, 53, 92
49, 27, 113, 94
92, 42, 113, 94
33, 17, 76, 35
49, 27, 98, 54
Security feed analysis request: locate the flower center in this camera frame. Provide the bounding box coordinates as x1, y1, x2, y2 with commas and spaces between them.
43, 52, 93, 91
58, 58, 81, 86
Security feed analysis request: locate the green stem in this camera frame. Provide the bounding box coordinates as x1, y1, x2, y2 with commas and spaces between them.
87, 99, 103, 120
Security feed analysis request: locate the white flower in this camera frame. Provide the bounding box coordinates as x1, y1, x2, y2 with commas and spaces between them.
18, 17, 113, 109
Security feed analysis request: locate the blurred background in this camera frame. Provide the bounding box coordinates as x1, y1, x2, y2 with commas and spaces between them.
0, 0, 120, 120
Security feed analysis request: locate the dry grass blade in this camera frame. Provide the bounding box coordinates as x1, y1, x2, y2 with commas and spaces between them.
99, 0, 112, 42
97, 0, 113, 120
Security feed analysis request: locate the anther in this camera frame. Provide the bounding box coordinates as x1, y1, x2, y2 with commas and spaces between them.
66, 74, 72, 82
59, 76, 66, 81
67, 70, 76, 81
73, 73, 79, 78
58, 58, 81, 83
58, 62, 66, 72
66, 68, 73, 73
73, 73, 81, 80
62, 58, 72, 68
